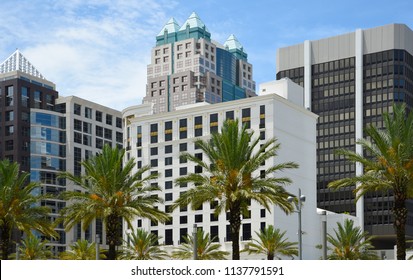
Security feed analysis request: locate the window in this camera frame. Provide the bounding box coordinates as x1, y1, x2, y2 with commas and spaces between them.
226, 111, 234, 120
180, 216, 188, 224
84, 107, 92, 118
165, 193, 173, 201
180, 143, 187, 152
150, 147, 158, 156
83, 135, 91, 146
6, 125, 14, 136
96, 126, 103, 137
210, 113, 218, 133
165, 145, 173, 154
83, 122, 92, 134
259, 105, 265, 128
74, 147, 82, 176
164, 121, 172, 141
21, 87, 29, 107
6, 86, 14, 106
96, 111, 102, 122
74, 103, 81, 115
180, 228, 188, 244
74, 119, 82, 131
242, 223, 251, 240
74, 132, 82, 144
96, 138, 103, 149
5, 140, 14, 151
165, 157, 173, 166
242, 108, 251, 129
165, 169, 172, 177
116, 132, 122, 143
180, 155, 187, 164
165, 229, 173, 245
210, 213, 218, 222
195, 214, 203, 223
116, 117, 122, 128
104, 128, 112, 140
179, 118, 187, 139
34, 90, 41, 108
210, 226, 218, 242
151, 159, 158, 167
194, 116, 202, 137
226, 225, 232, 242
194, 165, 202, 173
260, 209, 266, 218
165, 181, 173, 190
180, 167, 187, 176
150, 123, 158, 143
5, 111, 14, 122
106, 114, 113, 125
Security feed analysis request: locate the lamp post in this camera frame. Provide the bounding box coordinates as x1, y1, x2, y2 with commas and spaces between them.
193, 224, 198, 260
95, 234, 100, 260
321, 210, 327, 260
288, 188, 306, 260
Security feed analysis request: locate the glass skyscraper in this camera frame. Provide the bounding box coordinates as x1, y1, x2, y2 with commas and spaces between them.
276, 23, 413, 249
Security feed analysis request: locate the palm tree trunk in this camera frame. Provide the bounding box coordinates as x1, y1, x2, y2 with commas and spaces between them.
393, 195, 407, 260
106, 214, 121, 260
229, 204, 241, 260
1, 223, 11, 260
268, 253, 274, 260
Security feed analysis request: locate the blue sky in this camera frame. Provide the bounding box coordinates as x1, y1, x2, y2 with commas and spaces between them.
1, 0, 413, 110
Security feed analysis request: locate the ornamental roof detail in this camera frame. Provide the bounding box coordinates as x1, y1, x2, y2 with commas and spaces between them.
0, 49, 45, 79
224, 34, 244, 51
178, 12, 209, 32
157, 17, 180, 36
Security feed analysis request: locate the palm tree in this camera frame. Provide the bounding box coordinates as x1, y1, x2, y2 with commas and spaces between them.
59, 145, 169, 260
12, 233, 53, 260
327, 219, 379, 260
173, 119, 297, 259
0, 160, 57, 260
328, 104, 413, 260
60, 239, 104, 260
172, 229, 229, 260
241, 225, 298, 260
119, 228, 168, 260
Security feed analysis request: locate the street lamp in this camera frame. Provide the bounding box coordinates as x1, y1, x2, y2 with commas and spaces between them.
193, 224, 198, 260
288, 188, 306, 260
95, 234, 100, 260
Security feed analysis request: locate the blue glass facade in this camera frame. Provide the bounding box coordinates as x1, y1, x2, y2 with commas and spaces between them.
216, 48, 236, 84
30, 111, 67, 246
31, 112, 65, 128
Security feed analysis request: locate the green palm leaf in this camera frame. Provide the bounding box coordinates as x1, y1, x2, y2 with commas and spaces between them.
172, 119, 297, 259
59, 145, 169, 260
328, 104, 413, 260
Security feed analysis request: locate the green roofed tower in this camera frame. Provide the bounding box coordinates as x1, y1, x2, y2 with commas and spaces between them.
145, 12, 256, 114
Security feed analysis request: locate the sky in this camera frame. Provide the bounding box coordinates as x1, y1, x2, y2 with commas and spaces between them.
1, 0, 413, 111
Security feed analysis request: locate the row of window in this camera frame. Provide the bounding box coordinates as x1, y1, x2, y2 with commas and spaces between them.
141, 223, 257, 245
0, 86, 54, 109
142, 106, 265, 144
73, 103, 122, 128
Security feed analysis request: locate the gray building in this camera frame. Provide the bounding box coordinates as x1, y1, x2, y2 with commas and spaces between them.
0, 50, 123, 254
143, 12, 256, 114
276, 23, 413, 249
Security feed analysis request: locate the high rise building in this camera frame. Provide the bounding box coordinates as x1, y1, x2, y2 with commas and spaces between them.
276, 23, 413, 248
0, 50, 123, 254
123, 78, 323, 259
143, 12, 256, 114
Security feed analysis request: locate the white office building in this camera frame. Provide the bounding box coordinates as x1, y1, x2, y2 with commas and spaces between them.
122, 78, 355, 259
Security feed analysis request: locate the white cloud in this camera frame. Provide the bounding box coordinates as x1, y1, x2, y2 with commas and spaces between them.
0, 0, 179, 111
